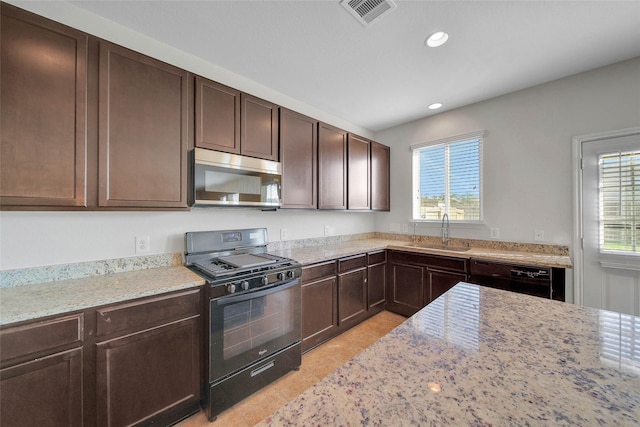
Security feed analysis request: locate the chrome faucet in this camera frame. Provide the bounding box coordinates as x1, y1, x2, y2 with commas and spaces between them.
441, 213, 450, 245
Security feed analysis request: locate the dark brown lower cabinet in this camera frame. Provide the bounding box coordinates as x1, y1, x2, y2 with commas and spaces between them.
338, 267, 367, 328
386, 250, 468, 317
94, 289, 201, 427
387, 262, 425, 317
429, 269, 467, 302
1, 348, 83, 427
96, 317, 200, 427
367, 252, 387, 313
0, 288, 202, 427
301, 261, 338, 352
0, 313, 84, 427
301, 251, 388, 352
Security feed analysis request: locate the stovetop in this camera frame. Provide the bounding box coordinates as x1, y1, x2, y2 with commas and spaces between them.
189, 252, 297, 281
184, 228, 301, 297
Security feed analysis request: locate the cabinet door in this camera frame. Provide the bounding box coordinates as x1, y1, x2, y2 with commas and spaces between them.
1, 4, 88, 207
338, 268, 367, 327
241, 93, 279, 160
371, 141, 390, 211
98, 41, 190, 208
368, 262, 386, 312
1, 348, 83, 427
347, 134, 371, 210
195, 76, 240, 154
301, 276, 338, 352
387, 262, 425, 317
427, 269, 467, 305
96, 316, 200, 427
280, 108, 317, 209
318, 123, 348, 209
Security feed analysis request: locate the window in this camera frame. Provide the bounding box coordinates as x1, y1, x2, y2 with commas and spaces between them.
600, 150, 640, 253
412, 130, 483, 222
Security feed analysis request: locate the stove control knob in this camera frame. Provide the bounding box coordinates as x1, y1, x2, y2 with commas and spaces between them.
277, 272, 285, 281
286, 270, 295, 279
227, 283, 237, 294
241, 280, 250, 291
261, 276, 269, 286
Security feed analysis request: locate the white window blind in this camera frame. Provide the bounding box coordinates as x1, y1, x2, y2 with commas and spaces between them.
599, 150, 640, 253
412, 131, 483, 221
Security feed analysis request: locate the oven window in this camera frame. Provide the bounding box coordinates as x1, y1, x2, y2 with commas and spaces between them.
222, 291, 294, 360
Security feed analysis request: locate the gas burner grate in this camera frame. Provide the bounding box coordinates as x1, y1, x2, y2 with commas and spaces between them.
193, 260, 235, 278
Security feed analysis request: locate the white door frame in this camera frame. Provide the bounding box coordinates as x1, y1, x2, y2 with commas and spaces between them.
572, 126, 640, 306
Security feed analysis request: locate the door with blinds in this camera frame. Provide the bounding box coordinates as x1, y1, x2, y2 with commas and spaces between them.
581, 130, 640, 315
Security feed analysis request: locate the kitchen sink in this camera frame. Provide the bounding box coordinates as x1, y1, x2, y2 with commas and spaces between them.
407, 243, 471, 252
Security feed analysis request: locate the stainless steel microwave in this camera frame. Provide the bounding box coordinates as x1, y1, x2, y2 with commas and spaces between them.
190, 148, 282, 208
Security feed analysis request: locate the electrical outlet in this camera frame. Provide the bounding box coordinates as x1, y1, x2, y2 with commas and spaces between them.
280, 228, 288, 241
135, 236, 150, 254
490, 228, 500, 239
534, 229, 544, 241
402, 224, 409, 233
324, 225, 331, 236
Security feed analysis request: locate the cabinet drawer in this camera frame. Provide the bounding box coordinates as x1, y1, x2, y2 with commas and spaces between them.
301, 261, 337, 283
367, 250, 386, 265
389, 250, 467, 273
96, 289, 200, 338
1, 314, 83, 364
338, 254, 367, 273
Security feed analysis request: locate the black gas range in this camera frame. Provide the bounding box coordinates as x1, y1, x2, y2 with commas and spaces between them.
184, 228, 302, 422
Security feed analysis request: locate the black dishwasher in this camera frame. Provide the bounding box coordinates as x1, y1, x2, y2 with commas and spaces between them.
468, 259, 565, 301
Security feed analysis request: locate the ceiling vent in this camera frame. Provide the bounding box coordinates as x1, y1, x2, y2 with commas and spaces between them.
341, 0, 397, 27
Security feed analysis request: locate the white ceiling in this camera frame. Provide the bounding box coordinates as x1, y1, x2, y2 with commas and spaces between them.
65, 0, 640, 132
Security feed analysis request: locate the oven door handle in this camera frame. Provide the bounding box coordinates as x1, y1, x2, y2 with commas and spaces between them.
214, 279, 299, 306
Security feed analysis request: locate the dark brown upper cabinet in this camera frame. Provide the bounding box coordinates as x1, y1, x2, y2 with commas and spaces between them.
98, 41, 191, 208
195, 77, 278, 161
241, 93, 279, 161
347, 134, 371, 210
371, 141, 390, 211
0, 3, 89, 208
279, 108, 318, 209
195, 77, 241, 154
318, 123, 348, 210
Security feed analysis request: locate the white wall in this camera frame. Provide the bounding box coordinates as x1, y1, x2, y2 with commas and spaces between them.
0, 210, 374, 270
374, 57, 640, 248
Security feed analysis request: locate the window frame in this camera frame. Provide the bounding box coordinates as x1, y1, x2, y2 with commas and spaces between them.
411, 129, 485, 223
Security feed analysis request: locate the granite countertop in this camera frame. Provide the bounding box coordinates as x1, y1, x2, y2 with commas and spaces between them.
0, 235, 571, 326
271, 238, 573, 269
0, 266, 205, 326
259, 283, 640, 426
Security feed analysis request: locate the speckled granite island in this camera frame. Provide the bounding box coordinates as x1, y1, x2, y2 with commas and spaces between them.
258, 283, 639, 426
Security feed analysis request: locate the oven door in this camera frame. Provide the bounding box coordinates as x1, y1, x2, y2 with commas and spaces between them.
209, 279, 301, 382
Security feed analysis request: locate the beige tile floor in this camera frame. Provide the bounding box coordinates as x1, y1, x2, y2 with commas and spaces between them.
175, 311, 407, 427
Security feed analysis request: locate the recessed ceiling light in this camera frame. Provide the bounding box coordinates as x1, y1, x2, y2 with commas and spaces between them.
428, 103, 443, 110
426, 31, 449, 48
